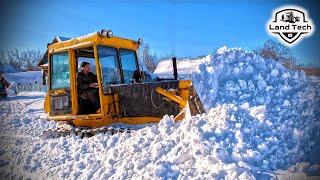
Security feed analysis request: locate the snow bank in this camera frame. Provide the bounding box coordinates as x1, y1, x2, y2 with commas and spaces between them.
96, 45, 319, 178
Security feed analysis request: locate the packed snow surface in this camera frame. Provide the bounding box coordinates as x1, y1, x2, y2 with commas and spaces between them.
0, 47, 319, 179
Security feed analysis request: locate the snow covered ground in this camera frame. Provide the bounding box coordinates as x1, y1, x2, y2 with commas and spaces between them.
0, 47, 319, 179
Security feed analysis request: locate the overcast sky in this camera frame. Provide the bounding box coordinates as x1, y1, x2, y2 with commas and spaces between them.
0, 0, 319, 66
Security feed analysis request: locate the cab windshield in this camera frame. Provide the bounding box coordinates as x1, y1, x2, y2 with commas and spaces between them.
97, 45, 138, 85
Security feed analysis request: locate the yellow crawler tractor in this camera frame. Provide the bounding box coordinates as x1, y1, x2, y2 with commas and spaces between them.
44, 29, 204, 129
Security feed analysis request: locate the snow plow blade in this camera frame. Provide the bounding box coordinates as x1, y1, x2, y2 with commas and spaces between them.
187, 85, 206, 116
157, 85, 205, 120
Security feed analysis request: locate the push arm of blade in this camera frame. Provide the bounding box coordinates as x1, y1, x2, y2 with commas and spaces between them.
156, 87, 187, 108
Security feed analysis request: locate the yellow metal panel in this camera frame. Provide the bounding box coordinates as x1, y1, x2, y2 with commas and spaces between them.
100, 95, 117, 115
99, 37, 139, 50
48, 33, 139, 54
178, 80, 191, 100
93, 45, 102, 115
72, 116, 117, 128
44, 94, 50, 113
178, 80, 191, 88
69, 49, 77, 115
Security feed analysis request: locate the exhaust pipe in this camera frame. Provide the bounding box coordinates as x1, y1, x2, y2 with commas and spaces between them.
172, 57, 178, 80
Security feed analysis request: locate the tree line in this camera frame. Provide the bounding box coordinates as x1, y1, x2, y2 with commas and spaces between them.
0, 49, 42, 74
0, 39, 317, 75
139, 39, 319, 73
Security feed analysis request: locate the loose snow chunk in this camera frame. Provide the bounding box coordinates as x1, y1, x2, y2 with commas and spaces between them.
282, 72, 291, 79
271, 68, 279, 77
233, 67, 240, 74
257, 143, 268, 151
249, 106, 266, 121
240, 102, 250, 109
224, 80, 240, 91
217, 46, 228, 54
293, 128, 302, 138
238, 79, 247, 90
235, 123, 242, 129
281, 81, 292, 91
206, 66, 214, 73
239, 172, 256, 180
283, 100, 291, 107
257, 79, 267, 90
244, 65, 254, 75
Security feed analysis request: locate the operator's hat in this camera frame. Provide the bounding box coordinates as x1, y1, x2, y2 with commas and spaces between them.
80, 61, 90, 68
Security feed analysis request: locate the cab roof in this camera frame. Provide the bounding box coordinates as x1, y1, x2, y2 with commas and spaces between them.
48, 31, 140, 53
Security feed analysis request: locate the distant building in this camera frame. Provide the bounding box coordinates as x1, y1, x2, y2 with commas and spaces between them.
0, 71, 43, 90
38, 36, 71, 85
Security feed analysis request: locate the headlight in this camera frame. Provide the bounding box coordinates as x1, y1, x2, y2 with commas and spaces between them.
100, 29, 113, 38
107, 30, 113, 38
138, 38, 143, 45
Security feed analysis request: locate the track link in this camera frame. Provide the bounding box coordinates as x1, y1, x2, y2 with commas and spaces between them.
42, 124, 133, 138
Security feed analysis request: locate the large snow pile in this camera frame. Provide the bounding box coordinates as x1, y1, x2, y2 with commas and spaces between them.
192, 47, 320, 170
0, 47, 319, 179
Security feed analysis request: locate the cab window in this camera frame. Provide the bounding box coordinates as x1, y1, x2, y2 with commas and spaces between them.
97, 45, 121, 85
119, 49, 138, 84
50, 52, 70, 90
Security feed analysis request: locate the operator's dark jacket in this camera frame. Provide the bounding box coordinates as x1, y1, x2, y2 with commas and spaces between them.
77, 71, 97, 94
77, 71, 100, 110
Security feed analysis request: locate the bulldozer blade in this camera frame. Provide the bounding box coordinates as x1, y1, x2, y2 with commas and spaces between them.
188, 85, 206, 116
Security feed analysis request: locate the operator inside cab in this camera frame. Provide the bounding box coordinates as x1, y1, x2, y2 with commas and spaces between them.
77, 61, 101, 114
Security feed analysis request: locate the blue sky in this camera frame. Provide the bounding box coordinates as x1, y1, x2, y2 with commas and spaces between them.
1, 0, 319, 66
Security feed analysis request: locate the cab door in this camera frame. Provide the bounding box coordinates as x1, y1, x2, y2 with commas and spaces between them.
48, 51, 73, 116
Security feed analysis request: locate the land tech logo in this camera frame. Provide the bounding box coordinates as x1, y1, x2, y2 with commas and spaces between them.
267, 5, 314, 46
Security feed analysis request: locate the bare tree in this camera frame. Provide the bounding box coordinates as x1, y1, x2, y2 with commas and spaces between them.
0, 49, 42, 73
0, 49, 5, 74
138, 43, 159, 72
8, 49, 24, 72
253, 39, 298, 69
21, 49, 42, 71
